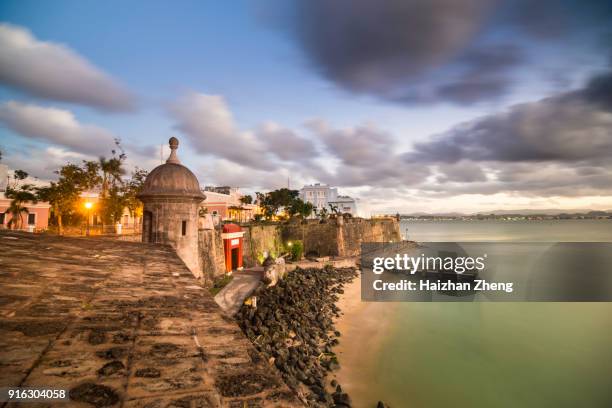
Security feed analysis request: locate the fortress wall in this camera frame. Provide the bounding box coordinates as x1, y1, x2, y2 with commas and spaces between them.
198, 228, 226, 284
242, 224, 284, 267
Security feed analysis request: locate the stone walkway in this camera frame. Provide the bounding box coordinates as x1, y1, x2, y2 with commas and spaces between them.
214, 269, 263, 317
0, 231, 301, 407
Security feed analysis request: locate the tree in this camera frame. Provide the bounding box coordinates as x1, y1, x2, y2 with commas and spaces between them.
5, 183, 37, 230
122, 168, 148, 224
328, 203, 341, 218
256, 188, 300, 220
100, 186, 126, 224
13, 169, 28, 183
287, 198, 314, 219
98, 139, 127, 223
239, 194, 253, 205
36, 162, 100, 234
316, 207, 329, 222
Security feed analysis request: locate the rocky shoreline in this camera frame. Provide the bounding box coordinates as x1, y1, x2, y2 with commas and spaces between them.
236, 265, 358, 407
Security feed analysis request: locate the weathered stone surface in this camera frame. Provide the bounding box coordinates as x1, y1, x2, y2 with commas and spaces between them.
263, 258, 286, 286
0, 231, 302, 407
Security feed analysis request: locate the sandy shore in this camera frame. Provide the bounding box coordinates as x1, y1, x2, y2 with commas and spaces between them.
331, 272, 399, 406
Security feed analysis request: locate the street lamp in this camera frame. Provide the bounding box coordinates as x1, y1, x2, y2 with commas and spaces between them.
84, 201, 93, 236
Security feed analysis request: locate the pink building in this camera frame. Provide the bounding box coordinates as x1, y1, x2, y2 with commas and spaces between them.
0, 192, 50, 231
201, 186, 256, 223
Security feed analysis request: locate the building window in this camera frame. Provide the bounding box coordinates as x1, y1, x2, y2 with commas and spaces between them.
181, 220, 187, 236
28, 213, 36, 225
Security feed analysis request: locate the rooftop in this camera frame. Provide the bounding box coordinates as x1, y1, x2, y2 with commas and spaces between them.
139, 137, 205, 200
0, 231, 300, 407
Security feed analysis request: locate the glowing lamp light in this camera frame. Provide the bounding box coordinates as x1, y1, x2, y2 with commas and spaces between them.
287, 241, 293, 247
84, 202, 93, 210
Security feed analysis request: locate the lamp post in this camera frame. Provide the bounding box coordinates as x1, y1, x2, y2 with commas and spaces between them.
84, 201, 93, 236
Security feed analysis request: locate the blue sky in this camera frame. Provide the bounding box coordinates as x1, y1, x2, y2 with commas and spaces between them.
1, 0, 611, 213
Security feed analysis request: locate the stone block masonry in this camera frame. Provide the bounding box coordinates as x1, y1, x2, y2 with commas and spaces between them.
0, 231, 302, 407
196, 218, 401, 283
282, 217, 401, 258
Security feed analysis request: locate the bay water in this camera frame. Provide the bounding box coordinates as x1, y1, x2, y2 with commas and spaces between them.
336, 220, 612, 408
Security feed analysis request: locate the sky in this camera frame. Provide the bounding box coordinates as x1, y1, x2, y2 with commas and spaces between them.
1, 0, 611, 215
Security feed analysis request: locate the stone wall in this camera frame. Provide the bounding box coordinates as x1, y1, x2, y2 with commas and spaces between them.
241, 224, 284, 267
337, 217, 401, 257
198, 228, 226, 284
281, 217, 401, 258
281, 221, 339, 257
196, 218, 401, 281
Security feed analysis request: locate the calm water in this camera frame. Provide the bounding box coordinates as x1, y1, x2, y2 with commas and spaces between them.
339, 220, 612, 408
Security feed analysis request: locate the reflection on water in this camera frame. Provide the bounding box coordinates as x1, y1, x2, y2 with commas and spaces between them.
339, 221, 612, 408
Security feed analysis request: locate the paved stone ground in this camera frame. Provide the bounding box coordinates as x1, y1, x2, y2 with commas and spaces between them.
0, 231, 302, 407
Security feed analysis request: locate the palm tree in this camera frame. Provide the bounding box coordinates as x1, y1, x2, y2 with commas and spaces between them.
6, 201, 29, 230
99, 156, 125, 197
5, 184, 37, 230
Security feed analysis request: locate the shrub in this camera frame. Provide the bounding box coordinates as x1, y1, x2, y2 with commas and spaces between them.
288, 240, 303, 261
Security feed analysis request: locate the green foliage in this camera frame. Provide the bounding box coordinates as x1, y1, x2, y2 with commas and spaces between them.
239, 194, 253, 204
328, 203, 341, 217
97, 140, 127, 223
36, 161, 101, 233
256, 188, 314, 220
122, 168, 148, 221
13, 169, 28, 181
316, 207, 329, 221
288, 240, 304, 261
288, 198, 314, 219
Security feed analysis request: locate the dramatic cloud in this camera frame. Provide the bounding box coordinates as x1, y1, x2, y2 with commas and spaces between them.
409, 75, 612, 164
0, 101, 118, 155
170, 67, 612, 201
169, 92, 320, 170
273, 0, 611, 104
401, 69, 612, 197
0, 23, 134, 111
307, 120, 430, 187
257, 122, 317, 161
169, 92, 269, 169
435, 161, 488, 183
1, 144, 90, 180
290, 0, 497, 103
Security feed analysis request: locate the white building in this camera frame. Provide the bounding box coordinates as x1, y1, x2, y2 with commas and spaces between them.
300, 183, 357, 215
331, 195, 358, 215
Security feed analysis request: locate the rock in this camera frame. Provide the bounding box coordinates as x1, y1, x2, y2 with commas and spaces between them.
235, 266, 358, 407
69, 383, 119, 407
135, 367, 161, 378
97, 361, 125, 376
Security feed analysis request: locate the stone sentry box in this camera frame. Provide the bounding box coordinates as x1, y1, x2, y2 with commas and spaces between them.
138, 137, 205, 277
